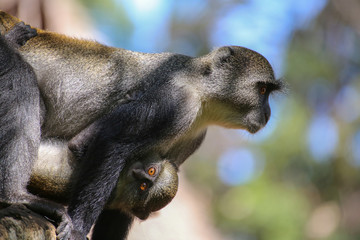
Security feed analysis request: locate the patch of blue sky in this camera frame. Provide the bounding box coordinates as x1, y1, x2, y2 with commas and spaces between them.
217, 148, 264, 186
111, 0, 327, 67
211, 0, 327, 75
307, 114, 339, 162
117, 0, 173, 52
89, 8, 130, 47
172, 0, 208, 23
334, 84, 360, 123
350, 130, 360, 167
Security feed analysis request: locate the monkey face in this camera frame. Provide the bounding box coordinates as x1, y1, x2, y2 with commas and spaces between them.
203, 46, 283, 133
203, 82, 280, 133
107, 157, 178, 219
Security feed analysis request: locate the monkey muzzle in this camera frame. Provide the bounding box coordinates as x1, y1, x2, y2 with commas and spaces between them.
132, 208, 151, 220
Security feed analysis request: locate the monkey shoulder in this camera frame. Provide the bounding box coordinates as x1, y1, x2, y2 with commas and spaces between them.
156, 89, 207, 165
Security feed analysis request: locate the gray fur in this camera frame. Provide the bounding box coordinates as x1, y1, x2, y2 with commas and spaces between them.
19, 40, 279, 139
0, 23, 74, 240
0, 28, 40, 202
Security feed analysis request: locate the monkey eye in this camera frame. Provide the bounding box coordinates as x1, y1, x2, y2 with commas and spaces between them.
260, 86, 267, 95
147, 167, 156, 176
140, 182, 148, 191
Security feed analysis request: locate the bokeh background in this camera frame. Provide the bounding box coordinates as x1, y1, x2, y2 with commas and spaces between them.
2, 0, 360, 239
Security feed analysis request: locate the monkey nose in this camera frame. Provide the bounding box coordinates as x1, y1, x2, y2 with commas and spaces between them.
132, 208, 150, 220
132, 169, 145, 179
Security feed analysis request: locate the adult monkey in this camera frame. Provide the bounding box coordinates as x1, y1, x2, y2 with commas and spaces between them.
0, 11, 283, 240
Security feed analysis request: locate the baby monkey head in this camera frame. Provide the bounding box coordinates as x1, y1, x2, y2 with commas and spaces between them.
108, 155, 178, 220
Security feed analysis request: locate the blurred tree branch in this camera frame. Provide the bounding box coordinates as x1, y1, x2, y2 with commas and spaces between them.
0, 0, 95, 37
332, 0, 360, 36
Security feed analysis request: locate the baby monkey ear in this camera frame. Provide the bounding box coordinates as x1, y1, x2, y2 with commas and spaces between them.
214, 46, 234, 66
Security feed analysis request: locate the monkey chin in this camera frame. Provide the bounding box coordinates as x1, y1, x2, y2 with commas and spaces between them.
132, 208, 151, 220
246, 123, 266, 134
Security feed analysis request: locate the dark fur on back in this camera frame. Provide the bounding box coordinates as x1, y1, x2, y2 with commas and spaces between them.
0, 28, 40, 201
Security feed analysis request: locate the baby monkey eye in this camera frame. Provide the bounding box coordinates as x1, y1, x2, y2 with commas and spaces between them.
260, 86, 267, 95
147, 167, 156, 176
140, 182, 148, 191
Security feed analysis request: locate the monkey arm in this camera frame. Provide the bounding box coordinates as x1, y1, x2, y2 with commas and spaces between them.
68, 136, 126, 237
91, 209, 132, 240
67, 86, 183, 236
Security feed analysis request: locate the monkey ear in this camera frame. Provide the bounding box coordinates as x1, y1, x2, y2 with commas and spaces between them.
214, 46, 234, 66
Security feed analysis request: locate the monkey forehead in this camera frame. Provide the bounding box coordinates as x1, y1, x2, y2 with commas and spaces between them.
207, 47, 276, 88
231, 46, 271, 64
124, 156, 170, 173
241, 51, 274, 79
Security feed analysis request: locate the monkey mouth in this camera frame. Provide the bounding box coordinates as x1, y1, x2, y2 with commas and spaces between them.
132, 208, 150, 220
246, 122, 264, 134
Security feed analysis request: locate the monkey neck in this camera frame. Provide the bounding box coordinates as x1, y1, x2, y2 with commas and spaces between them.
196, 99, 238, 129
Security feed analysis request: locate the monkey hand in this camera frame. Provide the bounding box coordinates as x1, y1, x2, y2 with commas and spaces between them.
67, 230, 88, 240
56, 210, 74, 240
21, 198, 74, 240
4, 21, 37, 48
